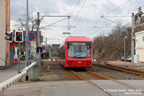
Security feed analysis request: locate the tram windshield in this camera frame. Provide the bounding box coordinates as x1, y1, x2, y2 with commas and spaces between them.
67, 42, 91, 59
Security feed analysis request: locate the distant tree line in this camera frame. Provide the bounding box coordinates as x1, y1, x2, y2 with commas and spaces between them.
93, 8, 144, 61
93, 22, 131, 61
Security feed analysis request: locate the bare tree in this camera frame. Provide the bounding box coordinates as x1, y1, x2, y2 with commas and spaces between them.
93, 21, 131, 60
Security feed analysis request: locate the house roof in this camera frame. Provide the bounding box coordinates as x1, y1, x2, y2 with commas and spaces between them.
135, 30, 144, 35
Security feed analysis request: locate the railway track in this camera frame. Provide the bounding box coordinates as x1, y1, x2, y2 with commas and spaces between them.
71, 69, 144, 96
94, 64, 144, 77
71, 69, 111, 96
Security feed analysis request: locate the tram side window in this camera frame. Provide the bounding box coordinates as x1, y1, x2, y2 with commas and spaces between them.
59, 48, 62, 58
57, 50, 60, 57
61, 47, 63, 59
61, 45, 65, 59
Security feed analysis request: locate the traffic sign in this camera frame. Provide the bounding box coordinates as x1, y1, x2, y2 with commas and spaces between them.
29, 32, 35, 41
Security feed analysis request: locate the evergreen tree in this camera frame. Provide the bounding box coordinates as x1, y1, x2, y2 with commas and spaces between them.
134, 7, 144, 23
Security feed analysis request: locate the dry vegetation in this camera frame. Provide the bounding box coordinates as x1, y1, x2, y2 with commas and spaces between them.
93, 8, 144, 61
93, 22, 131, 61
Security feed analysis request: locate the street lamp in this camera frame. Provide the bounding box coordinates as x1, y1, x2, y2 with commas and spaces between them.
124, 36, 127, 65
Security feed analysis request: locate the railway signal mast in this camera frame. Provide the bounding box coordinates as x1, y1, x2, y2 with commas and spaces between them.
13, 30, 23, 64
5, 30, 23, 64
15, 31, 23, 43
5, 31, 14, 42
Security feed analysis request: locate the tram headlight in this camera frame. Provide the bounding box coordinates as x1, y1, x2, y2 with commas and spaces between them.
87, 62, 91, 65
67, 62, 72, 65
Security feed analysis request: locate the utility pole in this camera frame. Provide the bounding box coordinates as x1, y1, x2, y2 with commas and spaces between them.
46, 38, 47, 51
29, 41, 31, 79
131, 13, 134, 66
36, 12, 40, 48
17, 43, 20, 73
25, 0, 29, 81
124, 36, 127, 65
45, 38, 47, 59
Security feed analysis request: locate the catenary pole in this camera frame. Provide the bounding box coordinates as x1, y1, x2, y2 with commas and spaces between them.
17, 43, 20, 73
124, 36, 127, 65
25, 0, 29, 81
36, 12, 40, 48
131, 13, 134, 66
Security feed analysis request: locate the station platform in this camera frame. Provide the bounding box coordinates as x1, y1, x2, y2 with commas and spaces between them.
1, 80, 144, 96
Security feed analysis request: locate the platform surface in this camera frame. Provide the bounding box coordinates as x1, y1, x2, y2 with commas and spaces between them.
1, 80, 144, 96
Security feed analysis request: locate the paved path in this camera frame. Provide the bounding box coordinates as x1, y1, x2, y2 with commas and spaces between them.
106, 61, 144, 70
0, 59, 53, 83
1, 80, 144, 96
0, 62, 26, 83
107, 61, 144, 66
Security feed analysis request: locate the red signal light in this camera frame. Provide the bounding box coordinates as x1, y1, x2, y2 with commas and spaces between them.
15, 30, 23, 43
16, 32, 21, 36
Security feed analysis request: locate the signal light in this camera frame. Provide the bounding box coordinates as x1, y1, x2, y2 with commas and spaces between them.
5, 31, 14, 42
15, 30, 23, 43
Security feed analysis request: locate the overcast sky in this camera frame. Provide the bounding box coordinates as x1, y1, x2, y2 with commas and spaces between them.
10, 0, 144, 44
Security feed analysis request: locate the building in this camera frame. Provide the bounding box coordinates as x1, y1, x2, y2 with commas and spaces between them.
135, 31, 144, 62
51, 44, 60, 56
134, 14, 144, 63
0, 1, 43, 68
0, 0, 11, 68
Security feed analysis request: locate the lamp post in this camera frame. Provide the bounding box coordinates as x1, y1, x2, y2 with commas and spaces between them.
124, 36, 127, 65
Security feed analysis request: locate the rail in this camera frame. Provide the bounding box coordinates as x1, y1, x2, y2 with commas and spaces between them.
71, 70, 112, 96
0, 62, 37, 93
94, 64, 144, 77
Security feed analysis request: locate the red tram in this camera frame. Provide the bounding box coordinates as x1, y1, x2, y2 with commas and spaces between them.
58, 36, 93, 68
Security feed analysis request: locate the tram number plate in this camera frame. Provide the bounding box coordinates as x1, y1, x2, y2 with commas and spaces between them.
78, 61, 81, 63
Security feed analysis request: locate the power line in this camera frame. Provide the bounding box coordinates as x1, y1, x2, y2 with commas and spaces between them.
69, 0, 80, 16
103, 16, 131, 17
84, 18, 102, 35
63, 0, 80, 32
98, 0, 131, 23
85, 0, 131, 36
40, 18, 67, 29
70, 0, 87, 30
88, 4, 144, 37
102, 16, 118, 24
104, 0, 131, 15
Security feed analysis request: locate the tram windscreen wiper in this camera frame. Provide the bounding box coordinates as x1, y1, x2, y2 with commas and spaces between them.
73, 53, 83, 57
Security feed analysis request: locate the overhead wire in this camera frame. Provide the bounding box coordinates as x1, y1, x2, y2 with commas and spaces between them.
85, 0, 131, 35
85, 18, 102, 35
63, 0, 80, 35
88, 4, 144, 37
40, 18, 67, 29
105, 0, 131, 15
70, 0, 88, 31
41, 0, 81, 43
69, 0, 80, 16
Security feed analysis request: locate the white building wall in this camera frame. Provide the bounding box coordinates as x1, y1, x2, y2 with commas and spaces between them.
0, 1, 6, 67
135, 31, 144, 62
